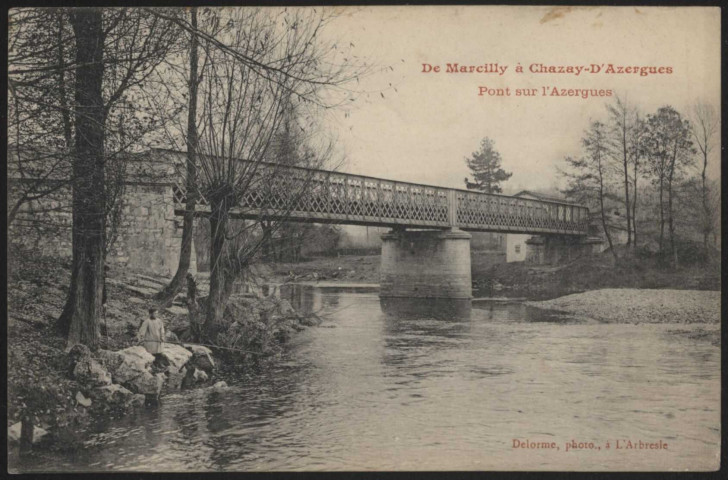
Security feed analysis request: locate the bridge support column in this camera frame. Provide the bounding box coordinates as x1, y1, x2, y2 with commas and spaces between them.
525, 235, 602, 265
380, 228, 472, 299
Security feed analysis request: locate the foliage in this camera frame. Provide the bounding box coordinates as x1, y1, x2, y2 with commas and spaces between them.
9, 6, 364, 347
464, 137, 512, 194
562, 121, 618, 261
561, 98, 717, 268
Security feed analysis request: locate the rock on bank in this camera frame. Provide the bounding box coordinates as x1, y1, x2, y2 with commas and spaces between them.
526, 288, 720, 324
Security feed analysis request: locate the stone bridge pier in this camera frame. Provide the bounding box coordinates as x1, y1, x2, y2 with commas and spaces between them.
379, 228, 472, 299
379, 229, 602, 299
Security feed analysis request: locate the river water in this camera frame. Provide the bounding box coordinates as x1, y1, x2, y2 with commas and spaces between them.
12, 285, 720, 472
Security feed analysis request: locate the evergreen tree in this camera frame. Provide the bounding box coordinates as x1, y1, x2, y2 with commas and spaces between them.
464, 137, 512, 193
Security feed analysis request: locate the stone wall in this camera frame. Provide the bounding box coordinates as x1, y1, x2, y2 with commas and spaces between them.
108, 183, 184, 275
8, 180, 73, 258
8, 179, 187, 276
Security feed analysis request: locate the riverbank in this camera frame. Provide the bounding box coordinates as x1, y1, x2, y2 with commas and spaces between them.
526, 289, 720, 324
10, 280, 721, 472
7, 251, 318, 455
272, 250, 720, 299
8, 249, 720, 455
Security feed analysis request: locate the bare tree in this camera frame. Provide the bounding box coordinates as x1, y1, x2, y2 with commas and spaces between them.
562, 121, 618, 262
606, 96, 640, 248
186, 8, 354, 339
260, 98, 334, 262
628, 115, 646, 247
154, 7, 201, 304
8, 9, 75, 225
642, 106, 694, 267
9, 7, 184, 346
690, 102, 719, 258
63, 8, 106, 348
8, 8, 182, 231
151, 7, 358, 305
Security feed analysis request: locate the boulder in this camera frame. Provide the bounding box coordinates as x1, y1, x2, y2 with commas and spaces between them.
68, 343, 91, 363
212, 381, 228, 390
184, 344, 215, 373
72, 356, 112, 387
161, 343, 193, 373
299, 313, 322, 327
8, 422, 48, 445
90, 384, 145, 409
165, 305, 188, 316
75, 391, 92, 408
166, 366, 187, 391
193, 368, 209, 383
129, 393, 146, 408
159, 343, 193, 391
165, 330, 180, 343
173, 293, 187, 306
67, 343, 92, 375
126, 371, 165, 397
97, 346, 154, 384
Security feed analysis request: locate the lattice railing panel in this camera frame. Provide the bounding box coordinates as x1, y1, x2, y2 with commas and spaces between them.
455, 191, 588, 233
171, 160, 588, 234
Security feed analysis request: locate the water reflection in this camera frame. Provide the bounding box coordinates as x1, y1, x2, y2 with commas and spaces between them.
280, 284, 320, 313
380, 297, 472, 320
10, 284, 720, 472
472, 299, 587, 324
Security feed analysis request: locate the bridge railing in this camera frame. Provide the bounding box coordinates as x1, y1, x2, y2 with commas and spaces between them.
172, 159, 589, 234
455, 190, 589, 234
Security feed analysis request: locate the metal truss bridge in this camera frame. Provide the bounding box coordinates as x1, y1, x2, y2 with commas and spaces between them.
172, 162, 589, 235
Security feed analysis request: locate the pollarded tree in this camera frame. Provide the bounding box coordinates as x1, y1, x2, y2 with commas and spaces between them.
464, 137, 512, 194
150, 7, 359, 305
189, 8, 358, 339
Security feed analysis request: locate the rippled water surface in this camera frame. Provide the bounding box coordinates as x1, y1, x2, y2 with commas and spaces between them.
13, 286, 720, 471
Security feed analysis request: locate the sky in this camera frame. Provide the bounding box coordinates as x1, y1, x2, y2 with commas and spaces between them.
315, 6, 721, 194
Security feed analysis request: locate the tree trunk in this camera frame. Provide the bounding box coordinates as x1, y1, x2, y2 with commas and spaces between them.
658, 176, 664, 255
632, 159, 638, 248
63, 9, 106, 349
667, 171, 677, 269
57, 12, 73, 149
701, 150, 710, 260
621, 129, 632, 247
668, 178, 677, 269
205, 202, 229, 339
261, 221, 272, 262
599, 169, 617, 263
155, 8, 199, 305
19, 411, 34, 456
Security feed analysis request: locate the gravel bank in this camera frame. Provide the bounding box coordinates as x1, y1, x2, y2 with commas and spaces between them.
526, 288, 720, 324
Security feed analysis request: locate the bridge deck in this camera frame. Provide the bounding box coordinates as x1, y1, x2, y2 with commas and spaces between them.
172, 162, 589, 235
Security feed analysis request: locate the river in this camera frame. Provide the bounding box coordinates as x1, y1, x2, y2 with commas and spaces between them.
11, 285, 720, 472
